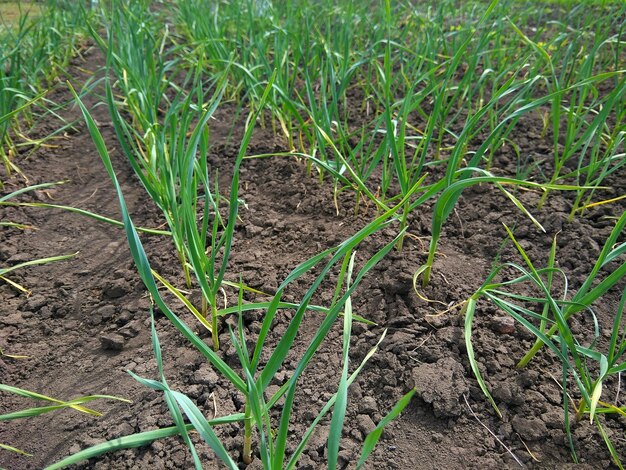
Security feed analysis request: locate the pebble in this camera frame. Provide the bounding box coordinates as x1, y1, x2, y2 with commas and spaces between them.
21, 294, 47, 312
360, 396, 378, 415
435, 326, 463, 346
492, 382, 524, 406
102, 280, 128, 299
6, 252, 31, 264
356, 414, 376, 437
193, 364, 220, 385
96, 305, 116, 322
68, 443, 81, 455
490, 316, 516, 334
384, 331, 414, 352
511, 416, 548, 441
100, 333, 125, 351
118, 323, 139, 338
2, 313, 25, 326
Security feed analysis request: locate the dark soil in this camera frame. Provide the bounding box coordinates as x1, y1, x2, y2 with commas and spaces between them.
1, 45, 625, 470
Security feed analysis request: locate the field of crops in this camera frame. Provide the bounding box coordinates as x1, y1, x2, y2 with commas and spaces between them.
1, 0, 625, 468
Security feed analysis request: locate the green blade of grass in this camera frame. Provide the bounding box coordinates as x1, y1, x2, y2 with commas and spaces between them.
327, 252, 356, 470
170, 390, 239, 469
463, 297, 502, 418
0, 252, 78, 277
44, 413, 245, 470
356, 388, 416, 469
0, 384, 130, 420
0, 181, 66, 202
0, 202, 171, 236
0, 442, 32, 456
519, 210, 626, 367
285, 329, 388, 469
271, 231, 403, 468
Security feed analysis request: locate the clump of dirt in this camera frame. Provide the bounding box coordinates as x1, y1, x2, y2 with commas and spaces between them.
410, 357, 469, 418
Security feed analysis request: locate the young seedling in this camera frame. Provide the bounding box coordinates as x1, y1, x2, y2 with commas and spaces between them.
465, 216, 626, 467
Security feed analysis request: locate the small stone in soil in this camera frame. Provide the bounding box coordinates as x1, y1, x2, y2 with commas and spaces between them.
117, 309, 134, 325
542, 409, 563, 429
2, 313, 25, 326
7, 252, 31, 264
118, 323, 139, 338
511, 416, 548, 441
96, 304, 116, 321
360, 396, 378, 415
356, 414, 376, 437
338, 449, 353, 467
384, 330, 414, 352
102, 280, 128, 299
492, 382, 524, 406
490, 316, 515, 334
68, 443, 81, 455
100, 333, 125, 351
435, 326, 463, 345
